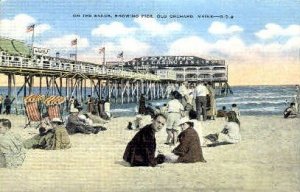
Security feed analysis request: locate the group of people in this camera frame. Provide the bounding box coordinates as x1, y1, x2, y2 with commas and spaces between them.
123, 113, 207, 167
0, 94, 12, 115
123, 109, 241, 167
123, 81, 242, 167
68, 95, 111, 120
0, 103, 110, 168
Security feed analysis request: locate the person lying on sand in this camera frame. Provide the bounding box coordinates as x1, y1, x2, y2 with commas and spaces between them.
66, 108, 100, 135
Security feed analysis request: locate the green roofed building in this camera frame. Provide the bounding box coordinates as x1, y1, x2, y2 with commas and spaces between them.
0, 37, 31, 57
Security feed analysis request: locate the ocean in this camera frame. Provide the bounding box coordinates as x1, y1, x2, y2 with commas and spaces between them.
0, 85, 297, 116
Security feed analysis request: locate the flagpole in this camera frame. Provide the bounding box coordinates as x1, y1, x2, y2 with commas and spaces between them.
31, 25, 35, 56
75, 41, 78, 63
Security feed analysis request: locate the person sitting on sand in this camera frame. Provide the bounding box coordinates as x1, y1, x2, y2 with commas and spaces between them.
127, 114, 152, 130
204, 111, 241, 147
0, 118, 26, 168
123, 114, 167, 167
66, 108, 100, 135
217, 106, 227, 117
83, 113, 107, 131
165, 117, 206, 163
41, 113, 52, 130
24, 118, 71, 150
283, 102, 297, 118
23, 127, 53, 149
51, 118, 71, 149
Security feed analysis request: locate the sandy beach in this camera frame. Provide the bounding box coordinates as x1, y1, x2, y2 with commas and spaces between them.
0, 114, 299, 192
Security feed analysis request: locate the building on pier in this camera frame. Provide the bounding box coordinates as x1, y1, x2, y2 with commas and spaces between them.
124, 56, 232, 95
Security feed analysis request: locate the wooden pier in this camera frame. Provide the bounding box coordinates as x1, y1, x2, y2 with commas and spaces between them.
0, 37, 232, 114
0, 37, 177, 110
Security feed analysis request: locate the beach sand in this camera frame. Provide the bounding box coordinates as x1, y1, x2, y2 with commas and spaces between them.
0, 114, 299, 192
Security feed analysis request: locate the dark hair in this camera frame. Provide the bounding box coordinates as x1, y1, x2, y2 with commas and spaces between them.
39, 127, 46, 135
227, 111, 240, 126
84, 114, 89, 118
189, 110, 197, 120
232, 104, 237, 107
290, 102, 295, 106
153, 113, 167, 121
0, 119, 11, 129
172, 91, 182, 100
222, 106, 226, 110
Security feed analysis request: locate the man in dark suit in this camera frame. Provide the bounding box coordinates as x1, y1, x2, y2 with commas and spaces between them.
123, 114, 167, 167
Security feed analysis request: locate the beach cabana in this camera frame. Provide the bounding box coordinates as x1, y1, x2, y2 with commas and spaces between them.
43, 96, 65, 121
24, 95, 44, 128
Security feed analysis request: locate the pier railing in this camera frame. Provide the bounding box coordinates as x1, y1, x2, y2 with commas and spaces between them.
0, 52, 162, 81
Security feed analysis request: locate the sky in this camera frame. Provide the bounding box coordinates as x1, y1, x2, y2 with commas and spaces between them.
0, 0, 300, 85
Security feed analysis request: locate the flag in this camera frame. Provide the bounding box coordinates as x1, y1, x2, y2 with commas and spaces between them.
99, 47, 105, 54
117, 51, 123, 59
26, 24, 35, 32
71, 38, 77, 46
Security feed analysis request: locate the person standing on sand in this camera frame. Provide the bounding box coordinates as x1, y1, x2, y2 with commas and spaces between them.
295, 85, 300, 113
194, 82, 209, 121
123, 114, 167, 167
165, 91, 184, 146
178, 81, 189, 108
3, 95, 11, 115
0, 94, 3, 114
138, 94, 146, 115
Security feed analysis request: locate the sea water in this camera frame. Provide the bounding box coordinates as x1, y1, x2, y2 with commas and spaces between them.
0, 85, 297, 116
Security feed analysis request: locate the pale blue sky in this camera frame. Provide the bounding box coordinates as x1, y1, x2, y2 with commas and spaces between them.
1, 0, 299, 64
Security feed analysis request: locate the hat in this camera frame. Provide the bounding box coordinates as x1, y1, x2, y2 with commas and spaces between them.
70, 108, 79, 113
177, 117, 192, 126
51, 118, 63, 124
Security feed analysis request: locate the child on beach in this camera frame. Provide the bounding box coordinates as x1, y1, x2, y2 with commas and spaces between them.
231, 104, 240, 118
283, 102, 297, 118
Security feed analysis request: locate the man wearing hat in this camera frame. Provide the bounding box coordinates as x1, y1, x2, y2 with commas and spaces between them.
51, 118, 71, 149
171, 117, 206, 163
66, 108, 99, 134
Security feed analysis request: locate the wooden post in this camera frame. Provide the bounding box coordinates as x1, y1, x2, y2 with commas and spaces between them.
39, 76, 42, 94
28, 75, 33, 95
24, 76, 27, 97
8, 74, 12, 97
